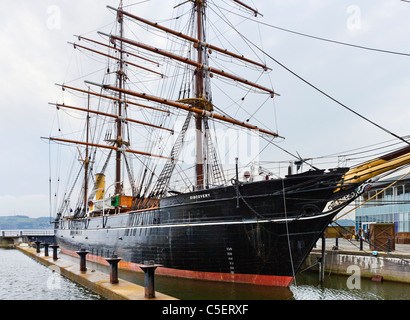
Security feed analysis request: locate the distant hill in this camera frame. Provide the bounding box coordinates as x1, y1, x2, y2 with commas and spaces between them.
0, 215, 53, 230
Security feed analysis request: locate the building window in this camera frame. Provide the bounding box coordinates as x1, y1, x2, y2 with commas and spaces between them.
397, 185, 404, 197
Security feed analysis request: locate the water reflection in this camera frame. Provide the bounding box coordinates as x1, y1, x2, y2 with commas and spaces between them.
61, 253, 410, 300
0, 248, 103, 300
291, 272, 410, 300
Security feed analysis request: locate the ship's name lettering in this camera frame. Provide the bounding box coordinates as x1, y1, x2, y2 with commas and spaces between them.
189, 193, 211, 200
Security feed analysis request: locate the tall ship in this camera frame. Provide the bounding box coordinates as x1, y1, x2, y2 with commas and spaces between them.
45, 0, 410, 287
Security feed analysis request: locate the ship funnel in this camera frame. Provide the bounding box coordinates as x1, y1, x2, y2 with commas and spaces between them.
338, 145, 410, 189
95, 173, 105, 200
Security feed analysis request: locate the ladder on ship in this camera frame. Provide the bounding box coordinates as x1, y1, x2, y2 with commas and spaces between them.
150, 112, 193, 197
204, 118, 226, 187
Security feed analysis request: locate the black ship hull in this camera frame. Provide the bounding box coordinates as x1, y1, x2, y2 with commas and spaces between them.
55, 168, 359, 286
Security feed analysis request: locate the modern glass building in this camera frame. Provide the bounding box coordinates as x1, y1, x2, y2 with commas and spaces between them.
355, 176, 410, 234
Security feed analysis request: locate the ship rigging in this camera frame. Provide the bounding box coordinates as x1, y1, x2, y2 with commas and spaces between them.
44, 0, 410, 287
48, 0, 283, 216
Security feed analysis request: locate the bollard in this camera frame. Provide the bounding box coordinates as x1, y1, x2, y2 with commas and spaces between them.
317, 258, 322, 282
44, 243, 50, 257
50, 244, 59, 260
360, 237, 363, 251
76, 249, 89, 272
332, 237, 339, 250
139, 261, 161, 299
105, 255, 121, 284
34, 241, 41, 253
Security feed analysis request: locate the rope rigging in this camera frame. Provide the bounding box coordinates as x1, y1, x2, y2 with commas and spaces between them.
49, 0, 410, 216
215, 6, 410, 148
217, 0, 410, 58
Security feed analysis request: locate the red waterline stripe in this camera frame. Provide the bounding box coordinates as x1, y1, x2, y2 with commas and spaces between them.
60, 248, 294, 287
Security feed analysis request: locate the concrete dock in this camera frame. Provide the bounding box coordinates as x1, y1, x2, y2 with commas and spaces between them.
17, 244, 177, 300
303, 238, 410, 283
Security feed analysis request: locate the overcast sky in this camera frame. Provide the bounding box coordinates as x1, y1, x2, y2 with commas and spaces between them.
0, 0, 409, 218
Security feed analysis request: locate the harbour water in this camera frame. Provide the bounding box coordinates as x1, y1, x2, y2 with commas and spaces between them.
2, 247, 410, 300
141, 266, 410, 300
0, 248, 104, 300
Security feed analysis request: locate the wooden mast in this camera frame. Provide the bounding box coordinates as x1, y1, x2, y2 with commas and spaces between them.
75, 35, 160, 67
46, 137, 173, 160
69, 42, 164, 77
84, 88, 90, 215
115, 1, 125, 195
54, 1, 280, 201
232, 0, 262, 17
107, 6, 269, 71
57, 81, 280, 137
50, 103, 174, 133
56, 84, 170, 114
101, 32, 276, 96
85, 81, 281, 138
102, 0, 277, 191
195, 0, 205, 190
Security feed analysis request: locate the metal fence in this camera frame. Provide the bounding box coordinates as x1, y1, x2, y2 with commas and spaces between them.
1, 230, 55, 237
